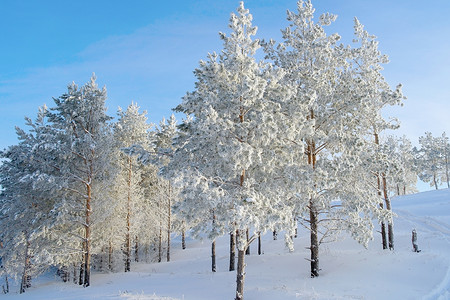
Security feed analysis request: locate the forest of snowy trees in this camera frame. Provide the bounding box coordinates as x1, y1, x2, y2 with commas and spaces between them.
1, 1, 449, 299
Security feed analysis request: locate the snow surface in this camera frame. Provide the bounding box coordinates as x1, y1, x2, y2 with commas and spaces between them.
2, 189, 450, 299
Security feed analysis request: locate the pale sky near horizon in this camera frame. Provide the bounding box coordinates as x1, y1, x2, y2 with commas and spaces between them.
1, 0, 449, 190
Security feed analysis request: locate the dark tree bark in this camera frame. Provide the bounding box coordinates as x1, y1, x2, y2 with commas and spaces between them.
108, 241, 113, 271
229, 231, 236, 271
258, 233, 261, 255
182, 229, 186, 250
272, 230, 277, 240
375, 133, 388, 250
211, 240, 216, 272
79, 262, 84, 286
307, 130, 320, 278
135, 236, 139, 262
382, 174, 394, 250
309, 200, 319, 278
245, 229, 250, 255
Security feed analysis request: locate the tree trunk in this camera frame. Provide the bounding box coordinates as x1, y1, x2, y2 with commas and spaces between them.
19, 236, 31, 294
307, 128, 319, 278
381, 221, 388, 250
309, 199, 319, 278
84, 182, 92, 287
108, 241, 113, 271
158, 194, 163, 263
245, 229, 250, 255
258, 233, 261, 255
382, 174, 394, 250
125, 157, 132, 272
273, 230, 277, 240
167, 183, 171, 263
182, 229, 186, 250
229, 231, 236, 271
73, 263, 77, 284
235, 247, 246, 300
158, 221, 163, 263
433, 174, 439, 190
375, 133, 388, 250
79, 262, 84, 286
135, 236, 139, 262
211, 240, 216, 272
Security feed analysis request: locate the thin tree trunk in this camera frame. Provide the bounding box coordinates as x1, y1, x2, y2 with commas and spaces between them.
433, 173, 439, 190
382, 174, 394, 250
167, 182, 171, 263
84, 181, 92, 287
258, 233, 261, 255
125, 157, 132, 272
211, 240, 216, 272
245, 229, 250, 255
307, 125, 319, 278
108, 241, 113, 271
158, 219, 162, 263
235, 229, 246, 300
19, 235, 31, 294
378, 176, 388, 250
135, 236, 139, 262
229, 231, 236, 271
212, 211, 216, 272
309, 199, 319, 278
375, 132, 388, 250
182, 229, 186, 250
73, 263, 77, 284
273, 230, 277, 240
79, 262, 84, 286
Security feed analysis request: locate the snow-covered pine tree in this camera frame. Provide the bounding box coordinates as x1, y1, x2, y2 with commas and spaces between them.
264, 0, 404, 275
351, 17, 404, 250
113, 102, 154, 272
45, 75, 115, 287
382, 136, 418, 196
155, 114, 178, 263
0, 106, 58, 293
172, 3, 296, 299
415, 132, 445, 190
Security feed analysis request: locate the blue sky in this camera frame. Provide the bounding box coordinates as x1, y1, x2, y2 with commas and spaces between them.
1, 0, 450, 189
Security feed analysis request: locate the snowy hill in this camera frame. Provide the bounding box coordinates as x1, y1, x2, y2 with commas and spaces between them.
3, 189, 450, 300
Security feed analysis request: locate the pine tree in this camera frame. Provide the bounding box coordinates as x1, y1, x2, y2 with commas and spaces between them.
113, 102, 154, 272
45, 75, 115, 287
264, 0, 404, 275
172, 3, 295, 298
0, 106, 61, 292
415, 132, 445, 190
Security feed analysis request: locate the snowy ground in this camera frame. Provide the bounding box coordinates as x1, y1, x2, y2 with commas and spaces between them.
2, 189, 450, 299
